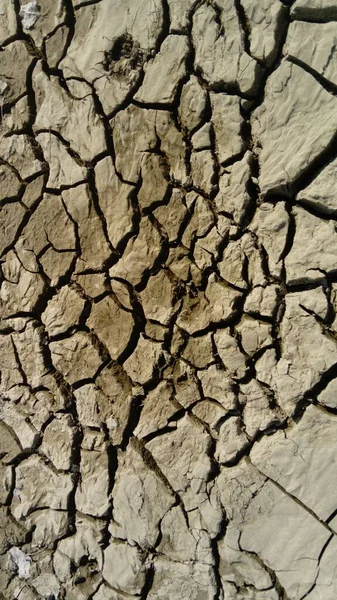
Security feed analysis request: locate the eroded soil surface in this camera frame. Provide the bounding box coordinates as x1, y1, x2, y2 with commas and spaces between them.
1, 1, 337, 599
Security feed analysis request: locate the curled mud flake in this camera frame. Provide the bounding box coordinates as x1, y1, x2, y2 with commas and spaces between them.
19, 0, 40, 30
8, 547, 31, 579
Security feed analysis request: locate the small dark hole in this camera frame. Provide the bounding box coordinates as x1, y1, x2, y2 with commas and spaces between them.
110, 37, 126, 61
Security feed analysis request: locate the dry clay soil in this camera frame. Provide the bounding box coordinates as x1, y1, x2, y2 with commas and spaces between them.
2, 0, 337, 599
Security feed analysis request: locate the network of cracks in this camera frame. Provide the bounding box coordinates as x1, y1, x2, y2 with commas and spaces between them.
1, 0, 337, 599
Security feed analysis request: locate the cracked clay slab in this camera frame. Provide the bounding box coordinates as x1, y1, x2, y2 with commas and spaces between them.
2, 1, 337, 599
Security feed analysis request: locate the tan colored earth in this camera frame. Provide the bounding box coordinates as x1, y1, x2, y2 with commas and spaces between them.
1, 0, 337, 598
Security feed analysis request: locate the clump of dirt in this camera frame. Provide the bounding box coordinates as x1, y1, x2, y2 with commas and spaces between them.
102, 33, 145, 78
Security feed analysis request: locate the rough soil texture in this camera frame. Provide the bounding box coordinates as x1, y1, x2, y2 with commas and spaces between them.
1, 0, 337, 598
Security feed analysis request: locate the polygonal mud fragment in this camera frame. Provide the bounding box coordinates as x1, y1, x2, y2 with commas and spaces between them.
182, 333, 215, 369
250, 201, 289, 278
198, 364, 237, 410
87, 294, 135, 361
42, 286, 86, 337
103, 541, 147, 595
241, 0, 287, 66
219, 238, 247, 289
53, 514, 104, 590
135, 35, 189, 104
190, 149, 216, 195
215, 417, 249, 464
95, 156, 135, 249
0, 164, 22, 203
252, 61, 337, 196
157, 503, 212, 564
240, 379, 280, 438
112, 104, 157, 183
146, 415, 213, 510
192, 399, 227, 431
167, 0, 197, 32
110, 442, 175, 548
285, 205, 337, 284
63, 184, 112, 273
0, 0, 17, 44
194, 218, 230, 270
0, 41, 32, 106
20, 0, 66, 47
75, 430, 110, 518
109, 216, 163, 287
33, 63, 106, 162
50, 332, 103, 385
240, 480, 331, 599
191, 122, 212, 150
214, 330, 248, 380
154, 188, 187, 243
12, 455, 73, 519
178, 75, 207, 133
181, 193, 215, 248
244, 284, 279, 318
134, 381, 179, 439
168, 360, 201, 409
286, 20, 337, 86
192, 0, 261, 95
36, 132, 86, 188
60, 0, 164, 114
40, 414, 76, 471
20, 193, 76, 257
318, 378, 337, 409
140, 269, 177, 325
74, 367, 133, 447
26, 509, 68, 553
215, 152, 253, 224
177, 273, 242, 334
290, 0, 337, 21
210, 93, 244, 164
156, 111, 189, 184
148, 559, 217, 600
270, 290, 337, 413
45, 24, 70, 69
123, 334, 163, 385
236, 315, 272, 356
75, 273, 107, 300
138, 152, 169, 212
297, 156, 337, 216
0, 202, 27, 257
0, 134, 44, 181
0, 250, 45, 317
251, 405, 337, 521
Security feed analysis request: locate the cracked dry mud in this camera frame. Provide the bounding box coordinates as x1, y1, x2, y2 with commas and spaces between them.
1, 0, 337, 599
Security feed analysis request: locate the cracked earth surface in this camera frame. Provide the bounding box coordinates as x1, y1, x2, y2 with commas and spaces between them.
1, 0, 337, 598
